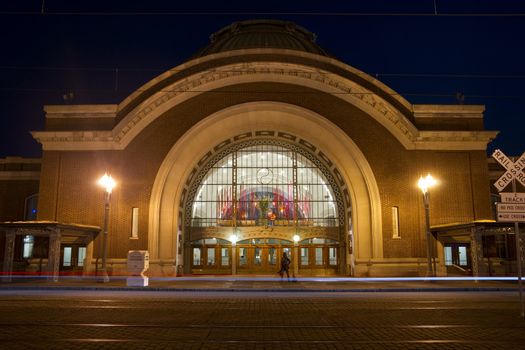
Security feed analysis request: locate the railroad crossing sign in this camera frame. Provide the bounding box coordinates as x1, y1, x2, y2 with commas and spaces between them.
493, 149, 525, 318
492, 149, 525, 192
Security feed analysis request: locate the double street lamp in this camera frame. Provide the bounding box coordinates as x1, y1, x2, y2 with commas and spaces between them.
98, 173, 116, 283
418, 174, 437, 277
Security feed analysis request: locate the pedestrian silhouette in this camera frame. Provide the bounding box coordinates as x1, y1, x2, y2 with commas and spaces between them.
278, 252, 291, 281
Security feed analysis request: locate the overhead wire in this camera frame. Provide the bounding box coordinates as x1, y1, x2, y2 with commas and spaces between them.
1, 10, 525, 17
0, 2, 523, 100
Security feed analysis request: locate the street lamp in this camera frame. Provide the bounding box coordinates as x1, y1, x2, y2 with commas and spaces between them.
418, 174, 437, 277
97, 173, 116, 283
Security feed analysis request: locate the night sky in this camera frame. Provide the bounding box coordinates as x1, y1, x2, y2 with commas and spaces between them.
1, 0, 524, 158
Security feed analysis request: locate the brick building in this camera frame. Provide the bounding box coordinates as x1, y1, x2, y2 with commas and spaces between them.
2, 20, 500, 278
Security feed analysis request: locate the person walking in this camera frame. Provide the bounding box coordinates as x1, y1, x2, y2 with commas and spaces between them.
278, 252, 291, 281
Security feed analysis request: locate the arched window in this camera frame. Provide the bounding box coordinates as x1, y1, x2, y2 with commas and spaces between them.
190, 143, 339, 228
24, 194, 38, 221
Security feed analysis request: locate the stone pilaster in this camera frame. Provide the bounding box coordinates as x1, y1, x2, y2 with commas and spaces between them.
46, 228, 61, 282
2, 230, 16, 282
470, 227, 485, 278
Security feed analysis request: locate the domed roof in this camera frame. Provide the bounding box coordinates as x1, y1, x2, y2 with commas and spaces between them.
196, 20, 329, 57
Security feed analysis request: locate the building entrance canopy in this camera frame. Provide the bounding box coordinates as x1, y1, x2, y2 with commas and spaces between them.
0, 221, 100, 282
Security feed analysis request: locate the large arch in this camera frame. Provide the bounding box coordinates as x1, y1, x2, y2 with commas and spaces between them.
148, 101, 382, 275
114, 59, 418, 150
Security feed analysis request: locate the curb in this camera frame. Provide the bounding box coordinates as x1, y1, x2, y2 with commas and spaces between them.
0, 286, 519, 293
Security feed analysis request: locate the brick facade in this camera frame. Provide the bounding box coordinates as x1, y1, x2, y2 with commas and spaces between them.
28, 21, 496, 276
35, 82, 493, 265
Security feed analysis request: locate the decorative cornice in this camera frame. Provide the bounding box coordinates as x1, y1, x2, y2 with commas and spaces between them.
32, 61, 496, 151
413, 104, 485, 118
44, 104, 117, 119
31, 131, 116, 150
0, 171, 40, 181
413, 131, 499, 150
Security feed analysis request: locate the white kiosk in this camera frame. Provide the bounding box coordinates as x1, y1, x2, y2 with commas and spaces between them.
127, 250, 149, 287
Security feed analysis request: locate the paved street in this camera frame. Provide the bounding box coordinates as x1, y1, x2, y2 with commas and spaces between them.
1, 289, 524, 349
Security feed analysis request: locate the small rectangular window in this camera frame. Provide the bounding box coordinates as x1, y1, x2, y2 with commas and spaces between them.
193, 248, 201, 266
239, 247, 247, 266
392, 206, 400, 239
22, 235, 34, 258
458, 246, 468, 266
207, 248, 215, 265
301, 247, 309, 266
63, 247, 72, 267
444, 246, 453, 266
77, 247, 87, 267
315, 247, 323, 265
221, 248, 229, 266
329, 247, 337, 265
268, 247, 276, 265
131, 207, 139, 239
254, 248, 262, 266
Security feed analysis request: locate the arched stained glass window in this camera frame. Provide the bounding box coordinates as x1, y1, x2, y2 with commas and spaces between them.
191, 143, 339, 227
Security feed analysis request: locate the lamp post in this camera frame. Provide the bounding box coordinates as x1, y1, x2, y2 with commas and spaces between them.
418, 174, 437, 277
98, 173, 116, 283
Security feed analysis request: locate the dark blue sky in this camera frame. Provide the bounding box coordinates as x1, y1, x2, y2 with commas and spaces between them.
1, 0, 524, 158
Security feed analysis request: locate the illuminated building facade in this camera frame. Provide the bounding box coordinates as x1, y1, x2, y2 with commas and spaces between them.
2, 20, 499, 277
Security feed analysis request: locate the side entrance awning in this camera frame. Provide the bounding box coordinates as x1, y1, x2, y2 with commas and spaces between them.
0, 221, 100, 282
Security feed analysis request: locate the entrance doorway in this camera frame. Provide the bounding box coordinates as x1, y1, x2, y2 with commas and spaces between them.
237, 243, 293, 274
444, 243, 471, 274
60, 245, 87, 273
184, 139, 347, 276
190, 237, 339, 275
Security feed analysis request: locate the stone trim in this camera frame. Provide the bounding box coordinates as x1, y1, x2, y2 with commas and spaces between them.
44, 104, 118, 119
32, 61, 496, 151
117, 48, 413, 115
0, 171, 40, 181
413, 104, 485, 118
0, 157, 41, 164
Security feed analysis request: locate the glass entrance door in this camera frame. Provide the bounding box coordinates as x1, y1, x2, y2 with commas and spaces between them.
190, 238, 339, 275
237, 245, 287, 273
60, 245, 87, 272
444, 243, 471, 268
